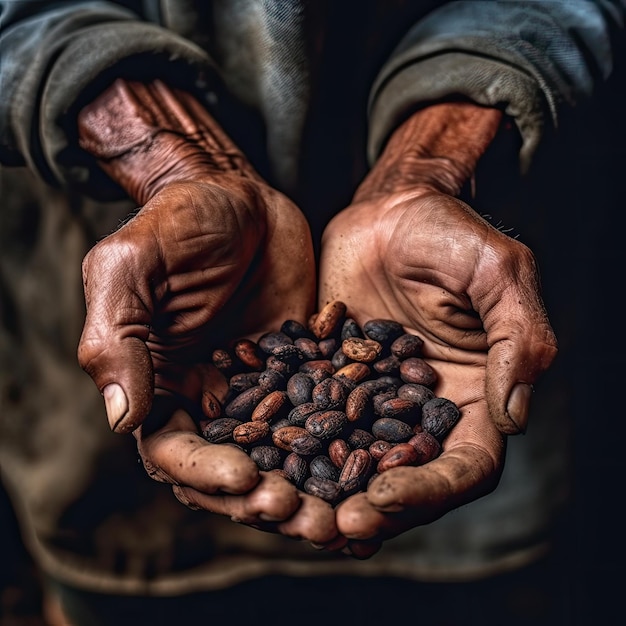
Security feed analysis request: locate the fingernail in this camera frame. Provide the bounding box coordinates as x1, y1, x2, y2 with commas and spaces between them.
103, 383, 128, 432
506, 383, 532, 434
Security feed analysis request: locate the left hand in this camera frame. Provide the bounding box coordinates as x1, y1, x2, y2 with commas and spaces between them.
318, 106, 557, 557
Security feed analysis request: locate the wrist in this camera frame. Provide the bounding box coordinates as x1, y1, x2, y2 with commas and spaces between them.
356, 102, 503, 201
78, 79, 256, 204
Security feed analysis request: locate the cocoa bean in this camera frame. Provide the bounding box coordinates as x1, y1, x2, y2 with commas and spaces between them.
251, 390, 289, 423
377, 442, 419, 473
258, 331, 293, 354
305, 410, 348, 440
407, 431, 441, 464
286, 372, 316, 406
341, 337, 383, 363
311, 377, 350, 410
310, 300, 347, 339
249, 445, 283, 471
201, 417, 243, 443
283, 452, 308, 488
224, 385, 267, 420
303, 476, 341, 504
371, 417, 414, 443
309, 455, 341, 482
233, 420, 270, 445
328, 438, 351, 468
362, 319, 404, 347
233, 338, 265, 370
390, 333, 424, 359
421, 397, 461, 441
339, 449, 374, 494
399, 357, 437, 388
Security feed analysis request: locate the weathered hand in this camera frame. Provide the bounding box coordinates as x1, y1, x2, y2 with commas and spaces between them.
318, 104, 557, 556
74, 79, 339, 547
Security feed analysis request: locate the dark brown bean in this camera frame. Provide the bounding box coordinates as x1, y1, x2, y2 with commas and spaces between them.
201, 417, 243, 443
421, 397, 461, 441
371, 417, 414, 443
399, 357, 437, 388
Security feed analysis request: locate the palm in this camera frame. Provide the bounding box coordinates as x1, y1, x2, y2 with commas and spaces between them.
319, 188, 557, 550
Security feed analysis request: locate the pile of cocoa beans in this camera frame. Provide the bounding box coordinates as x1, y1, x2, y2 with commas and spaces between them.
201, 300, 460, 505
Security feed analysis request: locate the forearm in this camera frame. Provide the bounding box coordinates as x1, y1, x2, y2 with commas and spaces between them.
78, 78, 258, 205
356, 102, 502, 202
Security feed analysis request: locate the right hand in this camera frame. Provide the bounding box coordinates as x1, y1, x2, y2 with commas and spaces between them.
76, 79, 340, 548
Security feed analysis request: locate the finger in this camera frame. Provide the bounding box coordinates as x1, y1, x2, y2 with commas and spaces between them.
137, 408, 261, 494
274, 493, 340, 545
479, 243, 558, 434
337, 405, 505, 541
171, 471, 302, 523
343, 539, 383, 560
78, 223, 159, 434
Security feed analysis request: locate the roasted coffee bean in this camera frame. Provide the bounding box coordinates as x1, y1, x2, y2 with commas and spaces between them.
362, 319, 404, 347
328, 438, 351, 469
341, 337, 383, 363
258, 331, 293, 354
421, 397, 461, 440
251, 390, 290, 423
233, 420, 270, 445
309, 455, 341, 482
201, 418, 243, 443
399, 357, 437, 388
305, 410, 348, 440
407, 431, 441, 464
249, 445, 283, 471
391, 333, 424, 359
283, 452, 308, 488
371, 417, 414, 443
303, 476, 341, 504
224, 385, 267, 420
377, 442, 419, 473
286, 372, 316, 406
257, 368, 287, 392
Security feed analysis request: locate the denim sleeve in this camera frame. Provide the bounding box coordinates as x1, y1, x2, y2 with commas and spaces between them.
367, 0, 626, 170
0, 1, 217, 194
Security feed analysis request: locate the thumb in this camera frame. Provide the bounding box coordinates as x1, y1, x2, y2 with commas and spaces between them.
484, 290, 558, 435
78, 229, 158, 433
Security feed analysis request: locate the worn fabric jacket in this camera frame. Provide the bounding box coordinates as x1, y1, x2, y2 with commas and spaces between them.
0, 0, 624, 594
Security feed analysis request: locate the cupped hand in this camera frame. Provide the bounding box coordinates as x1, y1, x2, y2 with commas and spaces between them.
319, 185, 558, 556
77, 175, 341, 544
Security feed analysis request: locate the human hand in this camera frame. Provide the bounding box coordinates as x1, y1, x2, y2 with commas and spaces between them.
75, 79, 339, 546
318, 103, 558, 557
